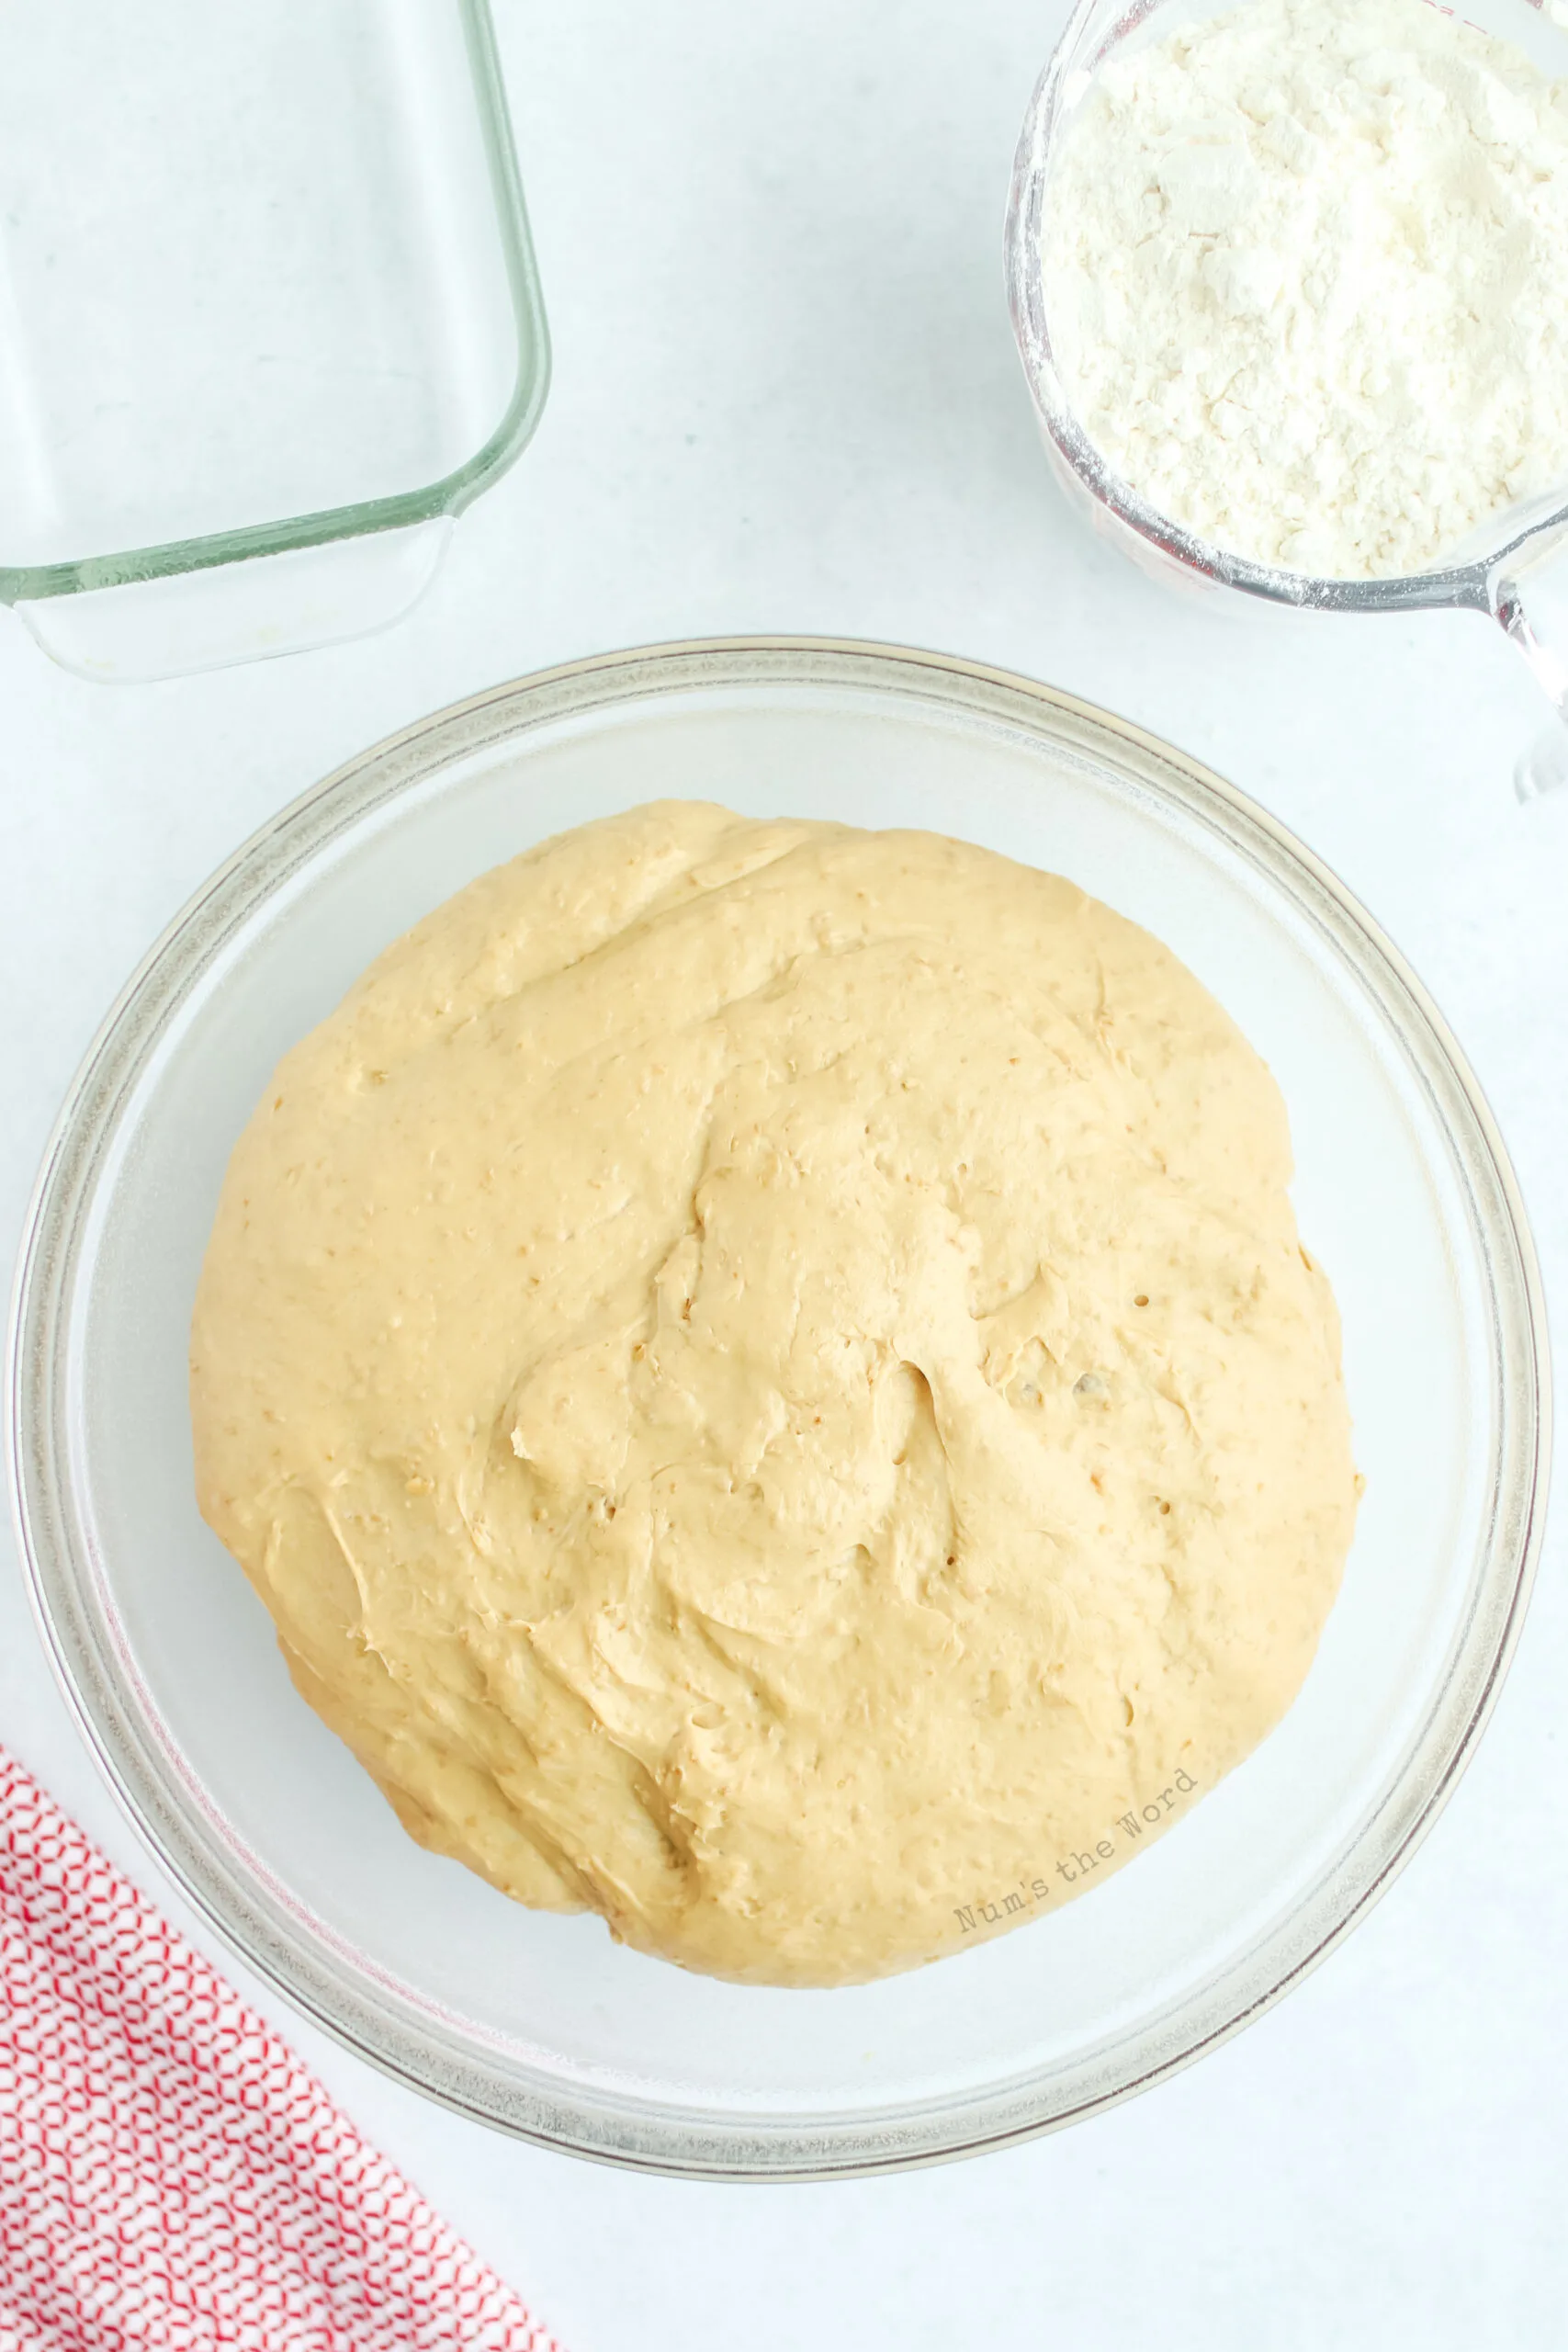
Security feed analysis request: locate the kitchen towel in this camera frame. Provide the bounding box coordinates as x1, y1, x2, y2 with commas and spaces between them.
0, 1743, 559, 2352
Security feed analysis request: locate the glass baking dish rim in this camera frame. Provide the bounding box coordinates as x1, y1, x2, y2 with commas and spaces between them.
0, 0, 550, 607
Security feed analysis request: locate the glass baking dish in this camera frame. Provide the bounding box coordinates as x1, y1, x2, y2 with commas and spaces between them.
0, 0, 548, 681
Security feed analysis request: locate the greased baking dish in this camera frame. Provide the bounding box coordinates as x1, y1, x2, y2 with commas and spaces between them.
0, 0, 548, 680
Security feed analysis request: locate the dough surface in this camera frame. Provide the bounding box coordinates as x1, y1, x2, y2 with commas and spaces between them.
191, 802, 1359, 1985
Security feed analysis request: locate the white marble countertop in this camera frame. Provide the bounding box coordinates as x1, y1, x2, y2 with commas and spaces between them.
3, 4, 1564, 2344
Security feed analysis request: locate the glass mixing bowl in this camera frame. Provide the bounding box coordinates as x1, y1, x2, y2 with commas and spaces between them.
6, 639, 1548, 2177
1006, 0, 1568, 797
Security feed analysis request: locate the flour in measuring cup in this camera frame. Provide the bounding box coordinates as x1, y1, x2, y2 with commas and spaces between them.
1041, 0, 1568, 578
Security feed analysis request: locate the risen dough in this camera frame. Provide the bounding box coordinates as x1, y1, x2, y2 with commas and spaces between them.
191, 802, 1358, 1985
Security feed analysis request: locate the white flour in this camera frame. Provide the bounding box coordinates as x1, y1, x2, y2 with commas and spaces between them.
1041, 0, 1568, 578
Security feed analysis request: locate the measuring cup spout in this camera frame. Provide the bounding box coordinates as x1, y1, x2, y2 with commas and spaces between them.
1489, 526, 1568, 799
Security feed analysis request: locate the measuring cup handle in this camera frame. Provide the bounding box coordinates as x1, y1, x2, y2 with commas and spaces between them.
1492, 536, 1568, 799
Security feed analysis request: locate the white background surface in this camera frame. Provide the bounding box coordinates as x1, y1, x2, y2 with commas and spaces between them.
2, 3, 1564, 2345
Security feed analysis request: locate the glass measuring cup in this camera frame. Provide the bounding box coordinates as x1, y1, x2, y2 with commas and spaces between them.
1005, 0, 1568, 797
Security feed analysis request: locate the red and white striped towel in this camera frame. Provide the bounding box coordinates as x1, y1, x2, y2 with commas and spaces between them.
0, 1744, 559, 2352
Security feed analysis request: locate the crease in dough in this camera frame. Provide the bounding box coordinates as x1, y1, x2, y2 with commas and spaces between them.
191, 801, 1359, 1986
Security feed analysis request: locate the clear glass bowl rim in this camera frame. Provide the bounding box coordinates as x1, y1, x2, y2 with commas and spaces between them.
5, 637, 1551, 2178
